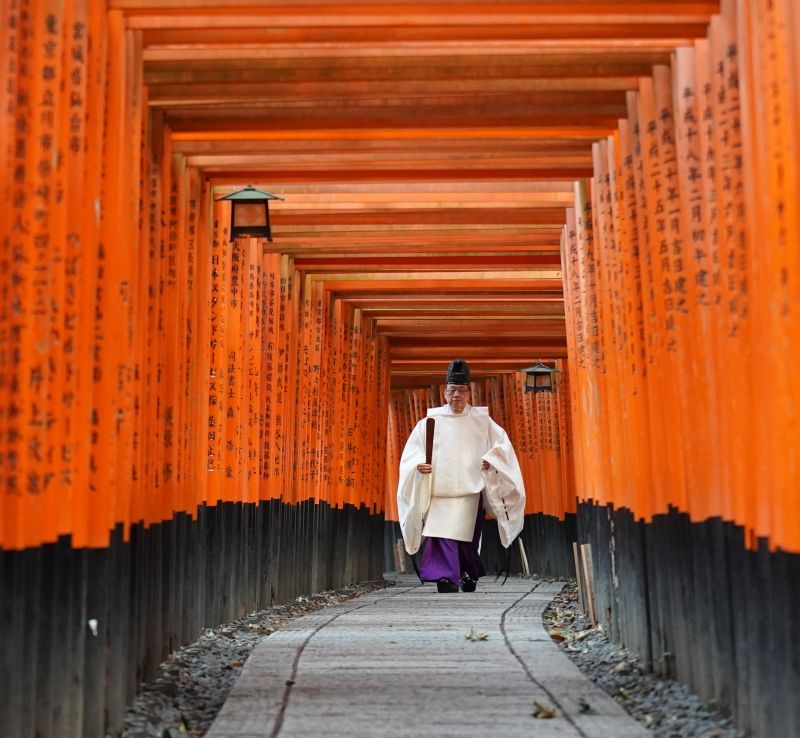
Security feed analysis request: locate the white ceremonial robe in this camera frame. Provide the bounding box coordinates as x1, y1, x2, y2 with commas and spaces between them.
396, 404, 526, 555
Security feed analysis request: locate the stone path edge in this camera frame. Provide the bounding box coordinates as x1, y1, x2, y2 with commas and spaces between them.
503, 582, 650, 738
206, 582, 423, 738
207, 578, 650, 738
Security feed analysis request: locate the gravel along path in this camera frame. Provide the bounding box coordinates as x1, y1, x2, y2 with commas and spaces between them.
543, 582, 746, 738
114, 580, 394, 738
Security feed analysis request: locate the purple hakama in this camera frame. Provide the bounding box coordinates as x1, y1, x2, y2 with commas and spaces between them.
419, 499, 486, 583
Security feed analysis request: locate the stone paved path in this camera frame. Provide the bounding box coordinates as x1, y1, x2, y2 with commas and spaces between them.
207, 575, 650, 738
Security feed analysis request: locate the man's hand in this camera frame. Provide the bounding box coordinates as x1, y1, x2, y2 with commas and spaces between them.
416, 463, 432, 474
481, 460, 490, 470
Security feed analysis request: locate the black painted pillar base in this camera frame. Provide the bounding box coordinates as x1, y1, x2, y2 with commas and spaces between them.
577, 500, 800, 738
0, 499, 385, 738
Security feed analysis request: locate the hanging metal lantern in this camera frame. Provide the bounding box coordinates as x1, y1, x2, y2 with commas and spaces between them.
522, 361, 557, 393
215, 185, 283, 242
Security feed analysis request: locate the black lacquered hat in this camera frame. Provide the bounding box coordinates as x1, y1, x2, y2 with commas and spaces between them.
445, 359, 470, 385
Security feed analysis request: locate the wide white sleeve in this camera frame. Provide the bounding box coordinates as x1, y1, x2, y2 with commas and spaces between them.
396, 421, 432, 555
480, 420, 526, 548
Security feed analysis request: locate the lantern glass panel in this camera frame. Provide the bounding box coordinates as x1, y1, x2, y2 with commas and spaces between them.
233, 203, 266, 229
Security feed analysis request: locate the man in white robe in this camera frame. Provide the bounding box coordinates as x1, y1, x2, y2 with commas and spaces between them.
396, 359, 526, 593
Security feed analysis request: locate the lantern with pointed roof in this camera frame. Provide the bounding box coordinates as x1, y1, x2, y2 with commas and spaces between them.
522, 361, 557, 393
216, 186, 283, 242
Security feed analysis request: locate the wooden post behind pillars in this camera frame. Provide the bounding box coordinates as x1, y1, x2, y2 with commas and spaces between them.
572, 541, 586, 614
580, 543, 597, 626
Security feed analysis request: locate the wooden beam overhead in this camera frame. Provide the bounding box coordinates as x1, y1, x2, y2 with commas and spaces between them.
120, 0, 719, 386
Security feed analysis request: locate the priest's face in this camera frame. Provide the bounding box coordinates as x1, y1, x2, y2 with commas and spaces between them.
445, 384, 470, 414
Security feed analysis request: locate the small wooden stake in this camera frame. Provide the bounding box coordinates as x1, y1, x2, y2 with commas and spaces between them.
572, 542, 585, 613
580, 543, 597, 626
395, 539, 407, 573
518, 538, 531, 577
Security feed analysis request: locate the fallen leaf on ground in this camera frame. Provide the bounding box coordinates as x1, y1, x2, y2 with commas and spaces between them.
465, 627, 489, 641
532, 701, 556, 719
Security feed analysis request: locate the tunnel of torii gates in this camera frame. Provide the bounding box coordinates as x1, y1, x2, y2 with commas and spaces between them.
0, 0, 799, 736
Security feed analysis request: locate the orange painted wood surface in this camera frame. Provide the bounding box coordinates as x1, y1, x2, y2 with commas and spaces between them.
4, 0, 798, 557
561, 0, 800, 553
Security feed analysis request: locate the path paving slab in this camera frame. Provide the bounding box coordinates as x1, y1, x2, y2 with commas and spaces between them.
207, 575, 650, 738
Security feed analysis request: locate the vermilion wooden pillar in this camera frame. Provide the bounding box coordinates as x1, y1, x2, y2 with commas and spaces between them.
560, 5, 799, 732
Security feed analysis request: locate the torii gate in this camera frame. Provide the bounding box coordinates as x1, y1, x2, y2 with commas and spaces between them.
0, 2, 798, 737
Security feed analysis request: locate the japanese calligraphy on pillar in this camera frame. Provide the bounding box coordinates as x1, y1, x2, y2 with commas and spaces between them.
696, 43, 722, 311
605, 137, 626, 362
712, 16, 748, 338
616, 120, 647, 383
3, 0, 32, 545
654, 66, 687, 352
260, 256, 278, 487
592, 141, 619, 364
245, 240, 260, 494
562, 210, 586, 372
181, 186, 198, 491
273, 256, 295, 498
343, 311, 362, 493
207, 216, 225, 483
223, 237, 243, 496
630, 87, 660, 366
674, 46, 711, 313
161, 173, 180, 492
574, 181, 599, 370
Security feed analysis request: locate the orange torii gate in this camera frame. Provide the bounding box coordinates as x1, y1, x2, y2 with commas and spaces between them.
1, 1, 799, 737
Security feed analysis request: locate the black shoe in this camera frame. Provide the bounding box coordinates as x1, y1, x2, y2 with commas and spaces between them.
460, 574, 477, 593
436, 577, 459, 593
